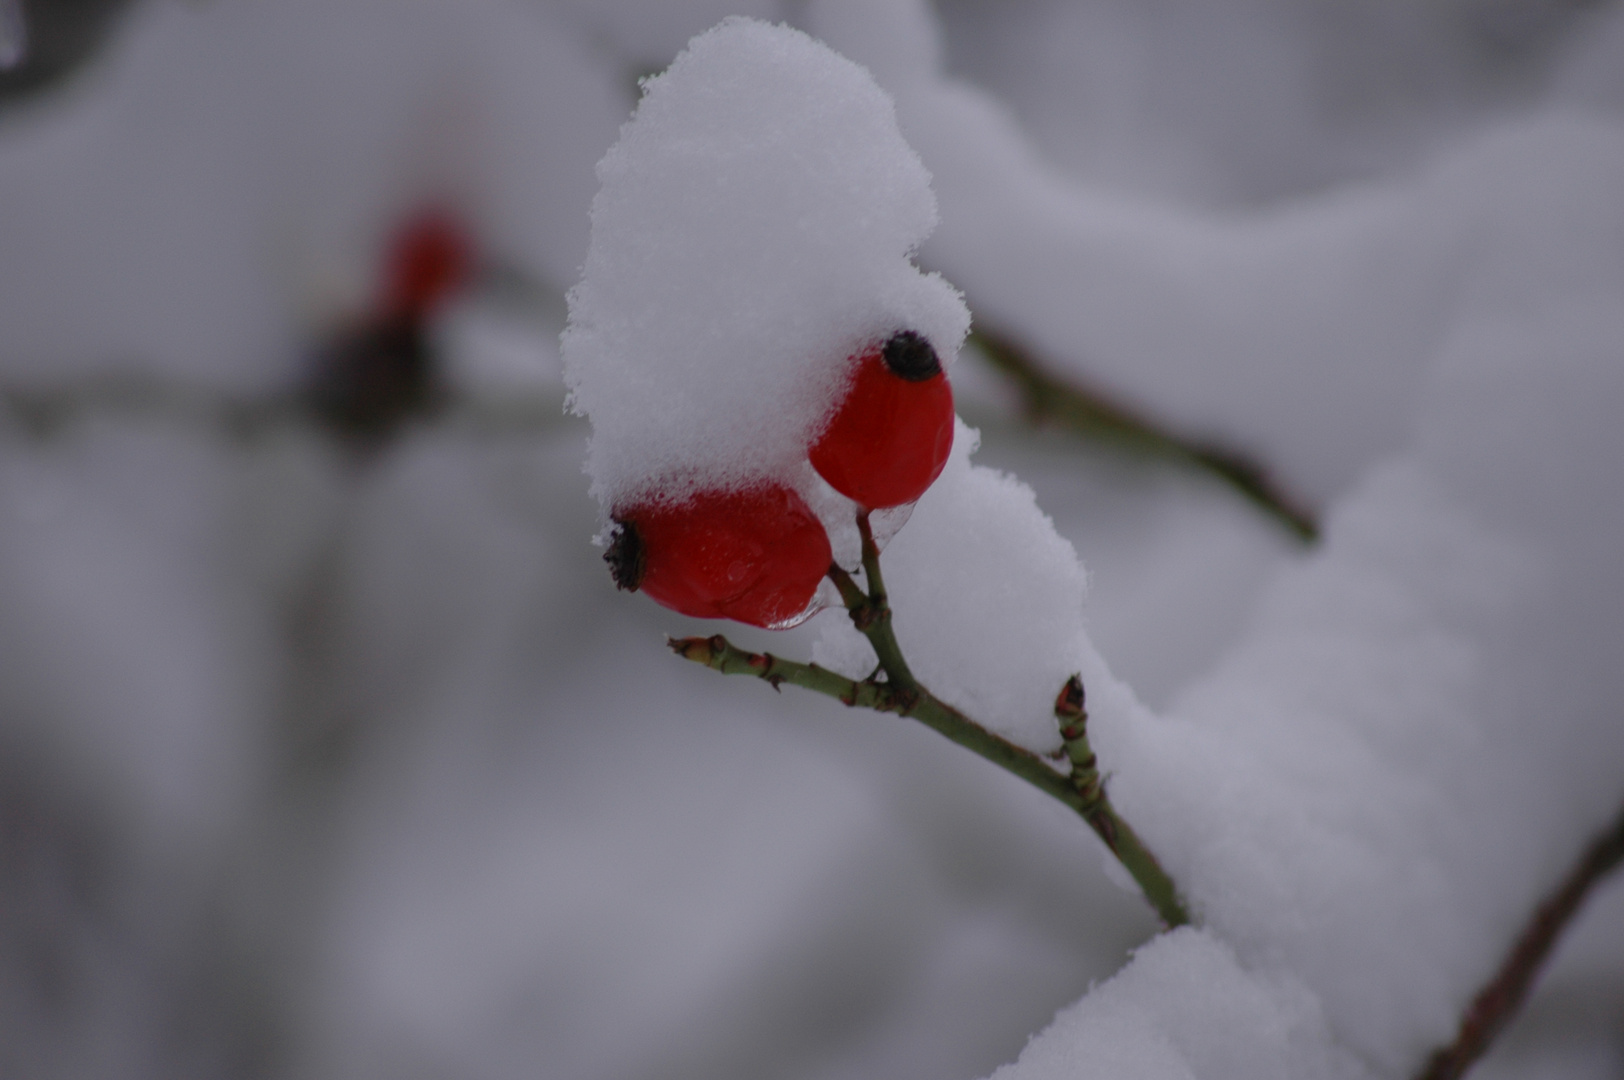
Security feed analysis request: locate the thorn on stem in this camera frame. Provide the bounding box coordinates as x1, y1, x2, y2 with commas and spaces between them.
668, 635, 713, 663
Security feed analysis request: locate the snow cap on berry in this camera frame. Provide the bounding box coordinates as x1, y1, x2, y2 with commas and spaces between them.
562, 17, 969, 514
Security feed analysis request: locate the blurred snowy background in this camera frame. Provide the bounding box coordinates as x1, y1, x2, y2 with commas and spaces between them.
1, 1, 1622, 1078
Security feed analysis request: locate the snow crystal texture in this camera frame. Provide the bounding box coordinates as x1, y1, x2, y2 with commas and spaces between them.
563, 17, 969, 512
813, 420, 1101, 754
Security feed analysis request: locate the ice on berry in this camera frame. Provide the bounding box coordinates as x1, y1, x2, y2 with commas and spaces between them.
562, 17, 969, 517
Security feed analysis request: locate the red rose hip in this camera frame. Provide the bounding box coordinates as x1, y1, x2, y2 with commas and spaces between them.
809, 330, 954, 510
605, 482, 832, 628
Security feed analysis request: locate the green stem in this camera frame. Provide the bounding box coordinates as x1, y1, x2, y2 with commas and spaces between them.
669, 634, 1101, 836
846, 516, 1185, 925
1054, 676, 1188, 927
850, 511, 917, 691
673, 512, 1190, 929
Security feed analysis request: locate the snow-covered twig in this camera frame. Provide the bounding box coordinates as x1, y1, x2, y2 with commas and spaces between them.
1414, 796, 1624, 1080
971, 328, 1319, 542
673, 510, 1189, 929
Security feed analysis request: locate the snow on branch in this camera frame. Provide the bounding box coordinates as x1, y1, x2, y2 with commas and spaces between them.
564, 16, 1624, 1080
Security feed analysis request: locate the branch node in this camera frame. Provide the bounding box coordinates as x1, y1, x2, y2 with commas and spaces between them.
674, 525, 1188, 930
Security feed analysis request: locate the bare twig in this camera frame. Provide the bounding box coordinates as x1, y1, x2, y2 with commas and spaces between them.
1414, 796, 1624, 1080
672, 510, 1190, 928
0, 376, 299, 440
970, 328, 1318, 542
0, 376, 569, 442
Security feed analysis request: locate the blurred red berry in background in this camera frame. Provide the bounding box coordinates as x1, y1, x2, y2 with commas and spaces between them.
380, 205, 474, 322
306, 205, 474, 441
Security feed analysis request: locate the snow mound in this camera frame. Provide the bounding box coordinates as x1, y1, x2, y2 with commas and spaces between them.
992, 297, 1624, 1079
813, 419, 1100, 753
988, 929, 1371, 1080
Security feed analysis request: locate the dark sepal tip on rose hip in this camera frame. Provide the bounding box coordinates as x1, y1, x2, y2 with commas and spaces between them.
604, 483, 832, 629
881, 329, 942, 381
604, 519, 647, 592
809, 329, 955, 510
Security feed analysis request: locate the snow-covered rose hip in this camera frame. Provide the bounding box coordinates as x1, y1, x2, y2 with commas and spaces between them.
810, 330, 955, 510
605, 483, 832, 628
565, 22, 970, 621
